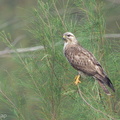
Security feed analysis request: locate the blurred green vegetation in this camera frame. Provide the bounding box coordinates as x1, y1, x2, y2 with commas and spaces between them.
0, 0, 120, 120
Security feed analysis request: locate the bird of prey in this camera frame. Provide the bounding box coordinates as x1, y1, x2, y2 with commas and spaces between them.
63, 32, 115, 95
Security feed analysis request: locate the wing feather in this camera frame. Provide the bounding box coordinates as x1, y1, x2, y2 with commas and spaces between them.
64, 44, 100, 76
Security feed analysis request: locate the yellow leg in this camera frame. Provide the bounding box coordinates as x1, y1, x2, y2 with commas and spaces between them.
74, 75, 81, 85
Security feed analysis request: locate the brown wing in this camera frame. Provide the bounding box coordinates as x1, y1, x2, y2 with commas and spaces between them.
64, 44, 101, 76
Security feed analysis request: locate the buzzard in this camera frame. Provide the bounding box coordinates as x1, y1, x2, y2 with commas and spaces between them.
63, 32, 115, 95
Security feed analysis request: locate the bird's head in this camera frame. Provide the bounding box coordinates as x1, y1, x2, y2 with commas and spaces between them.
63, 32, 77, 43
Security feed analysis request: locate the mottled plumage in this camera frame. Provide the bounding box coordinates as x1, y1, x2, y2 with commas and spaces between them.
63, 32, 115, 95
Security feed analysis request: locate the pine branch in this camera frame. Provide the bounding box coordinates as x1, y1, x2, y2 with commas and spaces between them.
77, 85, 116, 120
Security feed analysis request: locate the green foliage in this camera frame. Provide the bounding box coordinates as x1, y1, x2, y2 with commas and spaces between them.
0, 0, 120, 120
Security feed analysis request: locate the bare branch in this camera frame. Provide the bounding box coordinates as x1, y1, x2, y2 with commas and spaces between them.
0, 45, 44, 56
0, 18, 18, 30
5, 35, 26, 50
11, 35, 26, 46
104, 34, 120, 38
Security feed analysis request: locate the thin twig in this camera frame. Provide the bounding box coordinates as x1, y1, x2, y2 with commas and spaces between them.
77, 85, 116, 120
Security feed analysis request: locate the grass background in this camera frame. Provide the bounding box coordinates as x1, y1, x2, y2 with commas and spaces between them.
0, 0, 120, 120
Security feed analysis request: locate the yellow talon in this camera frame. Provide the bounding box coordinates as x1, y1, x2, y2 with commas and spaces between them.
74, 75, 81, 85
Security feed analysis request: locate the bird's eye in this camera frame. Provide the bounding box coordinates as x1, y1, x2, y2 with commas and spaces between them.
67, 34, 71, 37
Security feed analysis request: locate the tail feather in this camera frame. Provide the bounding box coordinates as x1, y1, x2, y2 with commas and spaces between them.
103, 76, 115, 92
98, 81, 111, 95
94, 74, 115, 94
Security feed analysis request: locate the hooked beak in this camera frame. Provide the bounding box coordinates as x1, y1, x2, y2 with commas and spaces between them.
62, 35, 66, 40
